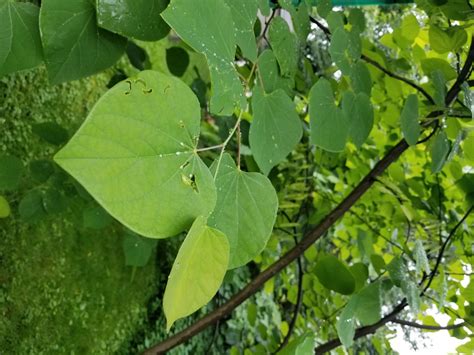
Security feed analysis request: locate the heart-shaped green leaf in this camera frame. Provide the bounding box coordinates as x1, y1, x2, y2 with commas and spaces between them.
309, 78, 349, 152
162, 0, 245, 115
40, 0, 127, 83
0, 1, 43, 77
209, 154, 278, 268
55, 71, 217, 238
163, 216, 229, 330
250, 87, 302, 175
97, 0, 170, 41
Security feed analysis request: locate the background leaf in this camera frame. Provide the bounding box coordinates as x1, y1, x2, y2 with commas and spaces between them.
400, 94, 420, 146
314, 255, 356, 295
0, 155, 23, 191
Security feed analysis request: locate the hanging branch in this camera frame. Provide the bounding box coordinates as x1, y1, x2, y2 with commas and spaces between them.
143, 29, 474, 355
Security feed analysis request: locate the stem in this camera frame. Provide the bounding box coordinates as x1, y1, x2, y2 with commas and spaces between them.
196, 144, 224, 152
392, 318, 465, 331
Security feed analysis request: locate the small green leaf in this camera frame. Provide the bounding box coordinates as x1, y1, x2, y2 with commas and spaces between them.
387, 256, 408, 287
19, 190, 45, 222
162, 0, 244, 115
342, 91, 374, 148
40, 0, 127, 83
350, 61, 372, 96
314, 255, 356, 295
309, 78, 348, 152
42, 188, 68, 214
414, 239, 430, 275
83, 206, 113, 230
329, 28, 351, 75
32, 122, 69, 146
421, 58, 457, 81
268, 17, 298, 77
97, 0, 170, 41
166, 47, 190, 77
348, 9, 365, 33
401, 279, 421, 315
126, 41, 151, 71
431, 130, 450, 173
400, 94, 420, 146
250, 87, 302, 175
163, 216, 229, 331
224, 0, 259, 62
350, 262, 369, 291
209, 154, 278, 268
317, 0, 332, 18
55, 71, 217, 239
336, 296, 357, 348
0, 195, 11, 218
29, 160, 55, 183
370, 254, 386, 274
0, 1, 43, 76
278, 332, 316, 355
258, 49, 293, 95
0, 155, 23, 191
123, 231, 158, 267
354, 282, 381, 325
429, 25, 467, 54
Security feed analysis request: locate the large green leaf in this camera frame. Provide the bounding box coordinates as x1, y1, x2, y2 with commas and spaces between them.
39, 0, 127, 84
209, 154, 278, 268
0, 155, 23, 191
314, 255, 356, 295
0, 1, 43, 76
224, 0, 259, 62
162, 0, 244, 115
342, 91, 374, 148
354, 282, 381, 325
249, 87, 302, 175
97, 0, 170, 41
54, 71, 217, 239
400, 94, 420, 146
163, 216, 229, 330
309, 78, 348, 152
268, 16, 298, 77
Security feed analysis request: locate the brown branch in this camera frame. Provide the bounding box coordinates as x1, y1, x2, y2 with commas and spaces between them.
314, 301, 408, 354
143, 25, 474, 355
391, 318, 466, 331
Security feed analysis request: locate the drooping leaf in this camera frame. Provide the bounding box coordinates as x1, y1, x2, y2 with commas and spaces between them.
370, 254, 386, 274
209, 154, 278, 268
249, 87, 302, 175
309, 78, 348, 152
400, 94, 420, 146
0, 155, 23, 191
387, 256, 408, 287
83, 206, 113, 230
163, 216, 229, 330
257, 49, 293, 95
0, 1, 43, 77
40, 0, 127, 84
354, 282, 381, 325
414, 239, 430, 275
278, 332, 316, 355
268, 16, 298, 77
162, 0, 244, 115
329, 28, 351, 74
314, 255, 356, 295
54, 71, 217, 239
123, 230, 158, 267
166, 46, 190, 77
32, 122, 69, 146
224, 0, 259, 62
336, 296, 357, 348
401, 279, 421, 315
342, 91, 374, 147
0, 195, 11, 218
350, 262, 369, 291
97, 0, 170, 41
431, 130, 450, 173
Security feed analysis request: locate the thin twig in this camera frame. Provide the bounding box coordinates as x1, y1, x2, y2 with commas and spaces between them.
391, 318, 465, 331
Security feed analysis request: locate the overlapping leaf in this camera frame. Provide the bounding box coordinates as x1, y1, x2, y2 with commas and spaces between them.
55, 71, 216, 238
249, 87, 302, 175
162, 0, 244, 115
163, 216, 229, 330
40, 0, 126, 83
209, 154, 278, 268
0, 1, 43, 76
